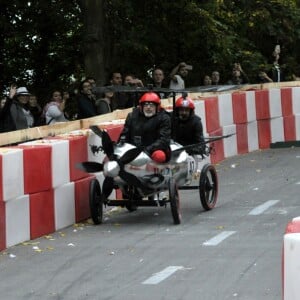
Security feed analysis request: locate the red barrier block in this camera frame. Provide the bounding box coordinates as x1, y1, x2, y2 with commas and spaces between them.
29, 190, 55, 240
204, 97, 220, 133
283, 115, 296, 142
257, 119, 271, 149
17, 145, 52, 194
236, 123, 249, 154
74, 176, 95, 223
232, 92, 248, 124
209, 128, 224, 164
281, 88, 293, 117
0, 201, 5, 251
103, 124, 124, 142
255, 90, 270, 120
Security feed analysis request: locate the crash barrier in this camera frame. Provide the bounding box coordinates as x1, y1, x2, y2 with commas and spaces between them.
1, 84, 300, 252
282, 217, 300, 300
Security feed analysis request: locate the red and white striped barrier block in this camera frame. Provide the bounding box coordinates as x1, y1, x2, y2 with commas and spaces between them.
283, 217, 300, 300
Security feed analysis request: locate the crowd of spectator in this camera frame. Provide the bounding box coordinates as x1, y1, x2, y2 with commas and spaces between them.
0, 48, 298, 134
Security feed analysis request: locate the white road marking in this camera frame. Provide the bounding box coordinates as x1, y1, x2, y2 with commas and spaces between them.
142, 266, 184, 285
248, 200, 280, 215
203, 231, 236, 246
296, 182, 300, 185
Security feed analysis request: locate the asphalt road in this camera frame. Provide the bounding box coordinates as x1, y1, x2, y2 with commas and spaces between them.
1, 147, 300, 300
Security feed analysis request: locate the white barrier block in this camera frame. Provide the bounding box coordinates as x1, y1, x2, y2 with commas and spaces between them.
270, 117, 284, 143
223, 124, 237, 158
0, 148, 24, 202
284, 233, 300, 300
292, 87, 300, 114
269, 88, 282, 118
247, 121, 259, 152
87, 130, 106, 163
218, 93, 233, 126
54, 182, 75, 230
6, 195, 30, 247
194, 100, 207, 134
246, 91, 257, 122
295, 114, 300, 140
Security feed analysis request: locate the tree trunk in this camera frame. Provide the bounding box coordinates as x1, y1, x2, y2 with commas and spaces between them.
81, 0, 105, 85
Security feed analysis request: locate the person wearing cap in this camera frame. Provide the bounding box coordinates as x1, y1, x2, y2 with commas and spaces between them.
10, 86, 34, 130
172, 96, 205, 155
118, 92, 171, 163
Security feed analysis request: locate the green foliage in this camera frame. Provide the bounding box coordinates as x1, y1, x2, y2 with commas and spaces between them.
1, 0, 300, 102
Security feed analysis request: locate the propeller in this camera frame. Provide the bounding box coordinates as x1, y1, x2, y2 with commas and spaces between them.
76, 161, 103, 173
90, 125, 114, 158
86, 126, 147, 193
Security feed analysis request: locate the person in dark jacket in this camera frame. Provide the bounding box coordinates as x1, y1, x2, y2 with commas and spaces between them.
119, 92, 171, 163
76, 79, 97, 119
0, 88, 16, 133
172, 96, 205, 155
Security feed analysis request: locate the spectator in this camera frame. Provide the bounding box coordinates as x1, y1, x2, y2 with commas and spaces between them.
86, 76, 96, 88
149, 67, 169, 99
203, 75, 212, 86
109, 71, 134, 109
227, 63, 249, 85
0, 86, 16, 132
28, 94, 42, 126
271, 46, 283, 82
124, 74, 144, 87
169, 62, 192, 90
211, 71, 220, 85
10, 86, 34, 129
96, 85, 114, 115
63, 90, 77, 120
257, 70, 273, 83
76, 79, 97, 119
43, 90, 68, 125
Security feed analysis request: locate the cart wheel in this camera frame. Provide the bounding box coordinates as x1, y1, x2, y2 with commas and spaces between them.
89, 179, 103, 224
169, 179, 181, 225
199, 163, 218, 210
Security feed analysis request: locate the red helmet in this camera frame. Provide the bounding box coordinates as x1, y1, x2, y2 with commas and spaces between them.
175, 97, 195, 110
139, 92, 161, 105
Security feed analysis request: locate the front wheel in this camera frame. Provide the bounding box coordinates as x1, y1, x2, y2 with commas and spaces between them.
89, 179, 103, 224
199, 164, 218, 210
169, 179, 181, 225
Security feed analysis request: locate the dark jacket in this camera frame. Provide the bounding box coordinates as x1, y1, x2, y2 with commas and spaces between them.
119, 107, 171, 155
0, 97, 16, 133
10, 100, 34, 130
172, 112, 205, 154
76, 93, 97, 119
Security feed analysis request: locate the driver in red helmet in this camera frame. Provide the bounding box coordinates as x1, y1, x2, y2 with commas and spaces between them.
118, 92, 171, 163
172, 96, 205, 155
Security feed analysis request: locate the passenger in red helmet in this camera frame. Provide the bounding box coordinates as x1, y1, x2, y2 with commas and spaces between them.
118, 92, 171, 163
172, 96, 205, 155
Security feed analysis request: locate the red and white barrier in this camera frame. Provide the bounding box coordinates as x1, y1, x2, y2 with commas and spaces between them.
1, 87, 300, 252
283, 217, 300, 300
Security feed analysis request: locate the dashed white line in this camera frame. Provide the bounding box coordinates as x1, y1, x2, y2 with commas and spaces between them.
203, 231, 236, 246
248, 200, 280, 215
142, 266, 184, 285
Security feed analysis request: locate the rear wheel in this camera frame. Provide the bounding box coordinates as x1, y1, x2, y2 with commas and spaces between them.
89, 179, 103, 224
169, 179, 181, 225
199, 164, 218, 210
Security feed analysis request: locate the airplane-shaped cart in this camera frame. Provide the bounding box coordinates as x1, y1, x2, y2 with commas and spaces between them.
79, 125, 233, 225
